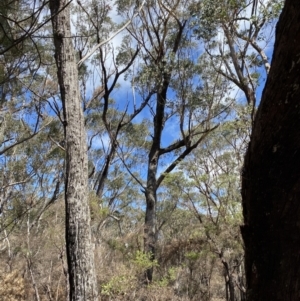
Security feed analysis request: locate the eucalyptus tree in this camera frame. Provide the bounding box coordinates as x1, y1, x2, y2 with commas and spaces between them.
69, 0, 156, 241
0, 0, 52, 152
0, 97, 65, 299
49, 0, 99, 299
0, 0, 50, 57
1, 0, 147, 298
192, 0, 283, 120
116, 0, 234, 282
0, 5, 63, 300
0, 0, 61, 231
47, 0, 154, 298
182, 109, 250, 301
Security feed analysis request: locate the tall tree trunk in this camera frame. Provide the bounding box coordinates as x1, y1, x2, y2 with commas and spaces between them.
49, 1, 98, 300
143, 16, 186, 282
144, 88, 166, 282
241, 0, 300, 300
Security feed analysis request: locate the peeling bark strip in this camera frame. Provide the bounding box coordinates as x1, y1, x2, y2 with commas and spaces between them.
241, 0, 300, 300
49, 1, 98, 300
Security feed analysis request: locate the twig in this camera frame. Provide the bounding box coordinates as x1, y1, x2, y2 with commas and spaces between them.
77, 0, 146, 66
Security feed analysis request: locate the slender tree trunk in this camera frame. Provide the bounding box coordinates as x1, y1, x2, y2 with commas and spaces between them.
241, 0, 300, 300
144, 89, 166, 282
143, 19, 188, 282
49, 1, 98, 300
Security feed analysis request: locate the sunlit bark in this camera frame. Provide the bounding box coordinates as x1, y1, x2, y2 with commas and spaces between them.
49, 1, 98, 300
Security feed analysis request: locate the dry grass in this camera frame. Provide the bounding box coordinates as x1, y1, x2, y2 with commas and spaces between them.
0, 270, 25, 301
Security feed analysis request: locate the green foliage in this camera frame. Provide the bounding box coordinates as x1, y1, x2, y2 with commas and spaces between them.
101, 274, 136, 296
157, 267, 178, 287
89, 192, 109, 221
131, 250, 159, 271
185, 251, 201, 262
0, 0, 283, 300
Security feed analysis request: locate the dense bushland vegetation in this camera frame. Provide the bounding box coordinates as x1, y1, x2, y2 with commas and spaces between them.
2, 0, 297, 300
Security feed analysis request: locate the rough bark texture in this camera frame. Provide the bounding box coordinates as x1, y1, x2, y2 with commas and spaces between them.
241, 0, 300, 300
143, 20, 185, 283
144, 74, 168, 282
49, 1, 98, 300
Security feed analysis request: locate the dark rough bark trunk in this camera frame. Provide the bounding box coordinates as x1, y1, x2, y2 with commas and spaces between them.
144, 186, 157, 282
144, 87, 166, 282
241, 0, 300, 300
143, 18, 210, 282
49, 1, 98, 300
142, 14, 187, 282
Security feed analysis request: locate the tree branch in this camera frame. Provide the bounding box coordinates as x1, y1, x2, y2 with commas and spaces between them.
78, 0, 146, 66
157, 124, 219, 187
